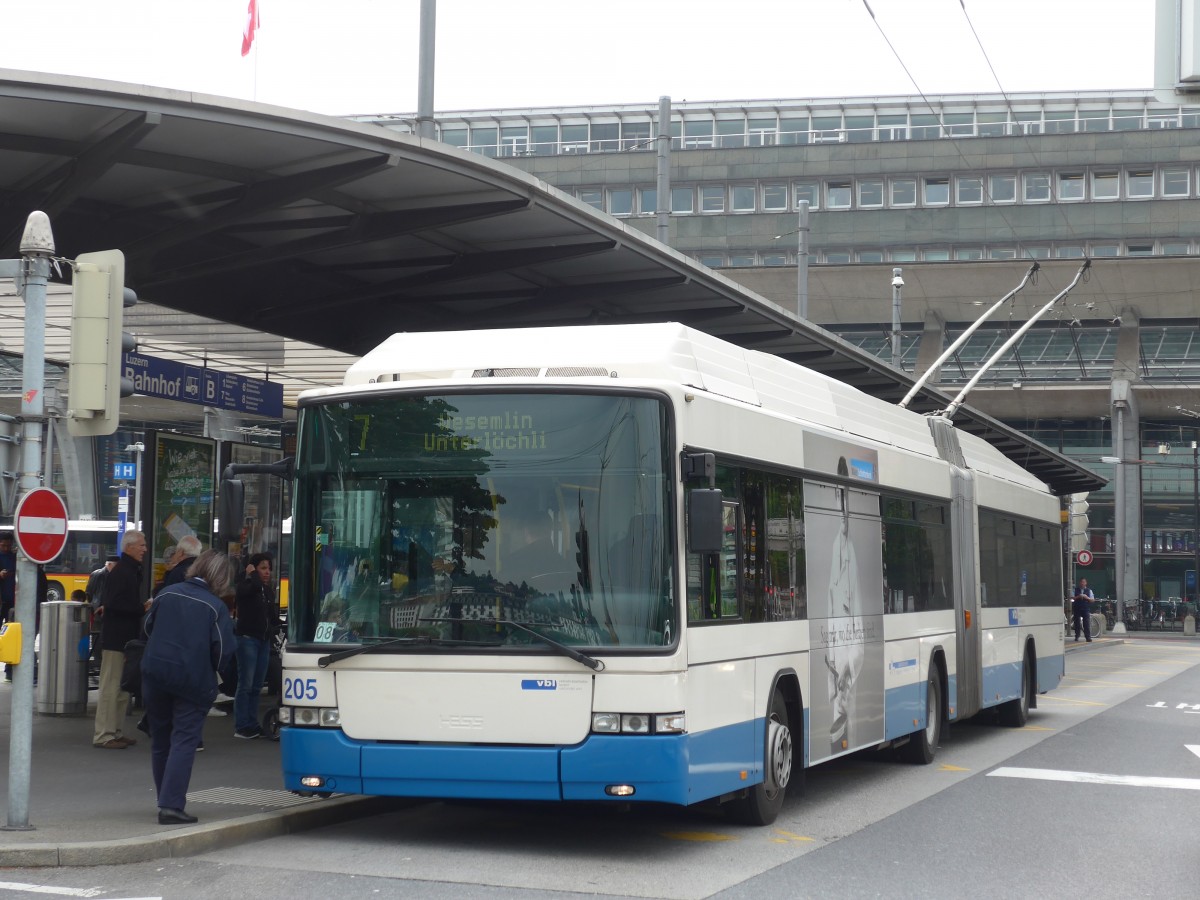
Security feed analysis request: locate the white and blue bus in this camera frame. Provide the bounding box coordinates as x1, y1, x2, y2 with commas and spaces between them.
276, 323, 1064, 824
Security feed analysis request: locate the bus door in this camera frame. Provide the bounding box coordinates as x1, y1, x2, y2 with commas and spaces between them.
803, 481, 885, 761
949, 466, 982, 720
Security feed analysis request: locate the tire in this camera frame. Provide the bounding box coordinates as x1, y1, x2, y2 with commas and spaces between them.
726, 691, 793, 826
999, 650, 1031, 727
45, 581, 65, 603
902, 671, 941, 764
260, 706, 280, 741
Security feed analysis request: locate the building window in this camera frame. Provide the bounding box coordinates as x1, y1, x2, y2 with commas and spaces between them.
1126, 170, 1154, 198
590, 123, 619, 152
608, 188, 633, 216
1022, 246, 1051, 259
1091, 243, 1120, 257
531, 125, 558, 155
858, 179, 884, 207
845, 115, 875, 143
1057, 173, 1084, 201
1055, 246, 1085, 258
1161, 241, 1191, 255
762, 253, 788, 266
439, 127, 468, 148
560, 124, 588, 153
922, 248, 951, 261
683, 120, 715, 149
955, 248, 983, 260
827, 182, 852, 209
1126, 243, 1154, 256
779, 117, 809, 145
1023, 173, 1051, 202
700, 185, 725, 212
1044, 111, 1076, 134
988, 248, 1017, 259
989, 174, 1016, 203
890, 179, 916, 206
731, 185, 756, 212
716, 119, 746, 149
1112, 109, 1143, 131
1092, 171, 1119, 199
638, 187, 657, 214
957, 176, 983, 204
748, 117, 776, 146
890, 249, 918, 262
671, 187, 694, 214
578, 189, 603, 210
794, 182, 819, 210
1162, 169, 1190, 197
620, 121, 651, 151
824, 251, 852, 264
857, 250, 885, 263
762, 184, 788, 211
499, 125, 530, 156
977, 112, 1008, 137
924, 177, 950, 205
729, 254, 757, 267
699, 254, 725, 267
877, 114, 907, 141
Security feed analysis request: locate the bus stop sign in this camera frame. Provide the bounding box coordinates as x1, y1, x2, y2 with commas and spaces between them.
14, 487, 69, 565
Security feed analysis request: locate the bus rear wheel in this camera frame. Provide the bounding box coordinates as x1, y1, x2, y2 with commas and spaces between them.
999, 650, 1031, 727
726, 691, 792, 826
902, 671, 941, 765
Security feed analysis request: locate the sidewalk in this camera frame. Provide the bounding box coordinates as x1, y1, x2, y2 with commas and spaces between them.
0, 685, 396, 868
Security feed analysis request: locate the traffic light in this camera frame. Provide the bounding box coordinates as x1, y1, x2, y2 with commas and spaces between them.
1070, 492, 1090, 553
67, 249, 137, 437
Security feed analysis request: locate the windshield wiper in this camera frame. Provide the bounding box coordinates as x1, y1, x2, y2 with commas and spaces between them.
316, 635, 501, 667
442, 617, 606, 672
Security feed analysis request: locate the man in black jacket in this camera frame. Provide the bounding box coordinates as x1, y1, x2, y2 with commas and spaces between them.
92, 530, 147, 749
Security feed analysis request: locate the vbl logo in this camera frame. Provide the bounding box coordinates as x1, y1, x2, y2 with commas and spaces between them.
522, 679, 558, 690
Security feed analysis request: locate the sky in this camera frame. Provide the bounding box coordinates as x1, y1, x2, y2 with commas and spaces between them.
2, 1, 1159, 116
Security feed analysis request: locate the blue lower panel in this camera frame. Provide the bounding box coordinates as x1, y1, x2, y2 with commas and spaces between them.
884, 682, 923, 741
1038, 653, 1064, 693
981, 660, 1022, 708
282, 719, 763, 807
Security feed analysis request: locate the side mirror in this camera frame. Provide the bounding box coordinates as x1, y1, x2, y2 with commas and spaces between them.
687, 489, 724, 553
219, 479, 245, 544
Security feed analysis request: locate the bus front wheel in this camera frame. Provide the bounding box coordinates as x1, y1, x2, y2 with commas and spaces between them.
45, 581, 66, 603
726, 691, 792, 826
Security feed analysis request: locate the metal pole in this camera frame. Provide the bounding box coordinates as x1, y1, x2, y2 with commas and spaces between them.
132, 443, 144, 532
415, 0, 437, 140
891, 268, 903, 368
5, 211, 54, 831
655, 96, 671, 246
1113, 405, 1127, 624
1193, 438, 1199, 606
796, 201, 810, 319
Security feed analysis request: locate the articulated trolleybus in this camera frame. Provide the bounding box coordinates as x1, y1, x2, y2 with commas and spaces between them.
279, 323, 1063, 824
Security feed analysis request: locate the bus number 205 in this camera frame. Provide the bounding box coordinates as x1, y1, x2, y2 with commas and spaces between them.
284, 677, 319, 701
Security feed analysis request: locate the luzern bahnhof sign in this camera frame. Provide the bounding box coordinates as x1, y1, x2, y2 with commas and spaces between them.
123, 351, 283, 418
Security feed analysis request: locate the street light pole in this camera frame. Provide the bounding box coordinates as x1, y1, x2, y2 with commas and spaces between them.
891, 268, 903, 369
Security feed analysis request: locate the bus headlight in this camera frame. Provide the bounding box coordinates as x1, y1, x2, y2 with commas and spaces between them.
283, 706, 341, 727
591, 712, 685, 734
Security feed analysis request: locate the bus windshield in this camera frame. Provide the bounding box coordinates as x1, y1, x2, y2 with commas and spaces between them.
290, 392, 673, 652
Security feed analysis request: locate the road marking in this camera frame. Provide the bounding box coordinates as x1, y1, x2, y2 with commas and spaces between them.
1037, 695, 1106, 706
1020, 725, 1054, 731
661, 831, 738, 842
939, 763, 969, 772
0, 884, 159, 899
771, 830, 814, 844
989, 767, 1200, 791
1187, 745, 1200, 760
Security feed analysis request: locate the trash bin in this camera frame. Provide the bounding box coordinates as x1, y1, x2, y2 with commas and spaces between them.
36, 601, 90, 716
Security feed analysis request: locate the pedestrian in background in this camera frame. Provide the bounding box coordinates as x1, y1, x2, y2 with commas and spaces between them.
233, 552, 276, 739
92, 530, 147, 749
1072, 577, 1095, 643
0, 533, 15, 624
155, 535, 203, 596
141, 550, 236, 825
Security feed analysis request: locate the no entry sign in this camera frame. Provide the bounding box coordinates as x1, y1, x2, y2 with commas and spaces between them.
1076, 549, 1094, 567
14, 488, 69, 565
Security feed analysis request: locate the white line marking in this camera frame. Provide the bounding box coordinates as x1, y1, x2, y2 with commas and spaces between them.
989, 766, 1200, 791
1187, 745, 1200, 760
0, 883, 105, 897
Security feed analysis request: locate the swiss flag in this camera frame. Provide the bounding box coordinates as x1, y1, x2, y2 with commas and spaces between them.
241, 0, 260, 57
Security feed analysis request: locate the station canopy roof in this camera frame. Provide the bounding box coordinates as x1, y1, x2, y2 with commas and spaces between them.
0, 71, 1103, 494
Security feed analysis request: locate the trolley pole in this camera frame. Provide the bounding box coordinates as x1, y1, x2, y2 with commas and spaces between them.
2, 211, 54, 830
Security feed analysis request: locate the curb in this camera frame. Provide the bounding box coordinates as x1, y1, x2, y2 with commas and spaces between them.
0, 795, 406, 868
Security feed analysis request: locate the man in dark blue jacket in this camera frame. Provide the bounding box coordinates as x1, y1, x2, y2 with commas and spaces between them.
141, 549, 236, 825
